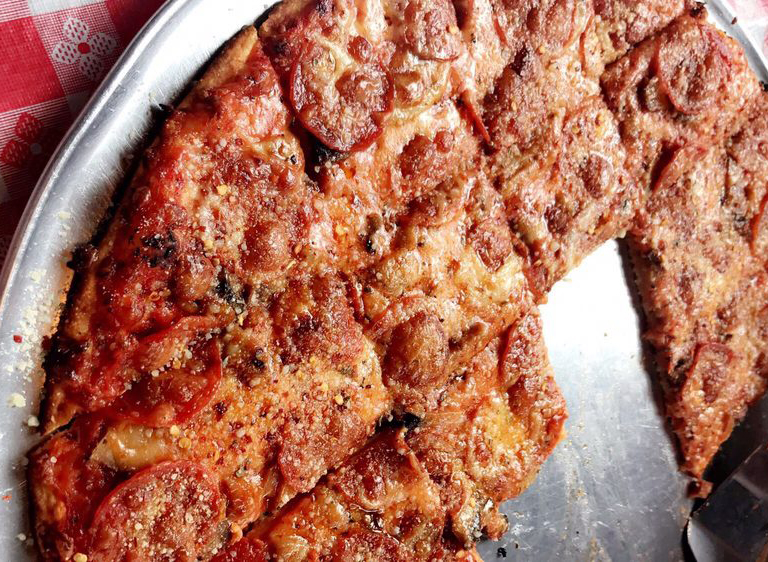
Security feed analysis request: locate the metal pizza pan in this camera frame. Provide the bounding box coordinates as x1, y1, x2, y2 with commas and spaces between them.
0, 1, 764, 560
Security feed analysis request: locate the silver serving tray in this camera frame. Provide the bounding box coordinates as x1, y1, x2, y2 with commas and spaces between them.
0, 1, 765, 560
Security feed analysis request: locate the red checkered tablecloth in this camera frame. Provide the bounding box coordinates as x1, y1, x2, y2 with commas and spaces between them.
0, 0, 164, 259
0, 0, 766, 265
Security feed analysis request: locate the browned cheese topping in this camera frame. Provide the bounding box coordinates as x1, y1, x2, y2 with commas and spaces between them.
28, 1, 768, 560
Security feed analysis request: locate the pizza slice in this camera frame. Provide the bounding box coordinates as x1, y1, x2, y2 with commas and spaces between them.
357, 169, 532, 415
480, 16, 639, 294
603, 7, 765, 494
601, 9, 760, 190
627, 133, 768, 494
256, 0, 522, 273
41, 28, 315, 432
406, 309, 566, 545
211, 308, 564, 560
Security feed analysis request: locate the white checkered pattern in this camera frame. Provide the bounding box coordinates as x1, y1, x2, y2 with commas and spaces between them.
0, 0, 165, 260
28, 0, 104, 16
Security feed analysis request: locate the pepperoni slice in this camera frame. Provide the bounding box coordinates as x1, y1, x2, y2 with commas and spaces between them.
682, 343, 734, 405
483, 52, 547, 151
500, 311, 545, 388
403, 0, 462, 61
492, 0, 575, 52
106, 339, 222, 427
468, 218, 514, 271
526, 0, 576, 52
66, 315, 218, 413
398, 130, 456, 198
289, 41, 394, 153
89, 461, 225, 562
655, 24, 732, 115
366, 295, 434, 341
382, 310, 449, 392
403, 177, 470, 228
652, 144, 706, 193
135, 315, 219, 373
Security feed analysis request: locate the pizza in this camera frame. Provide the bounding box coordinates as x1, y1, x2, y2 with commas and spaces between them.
26, 0, 767, 560
602, 10, 759, 190
480, 0, 700, 294
602, 10, 763, 495
627, 93, 768, 495
212, 308, 564, 560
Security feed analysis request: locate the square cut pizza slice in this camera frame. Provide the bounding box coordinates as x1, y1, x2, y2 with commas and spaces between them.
302, 100, 485, 273
258, 0, 514, 273
601, 9, 760, 190
356, 169, 534, 415
406, 309, 566, 545
628, 140, 768, 494
481, 32, 639, 294
41, 29, 316, 432
212, 308, 564, 560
